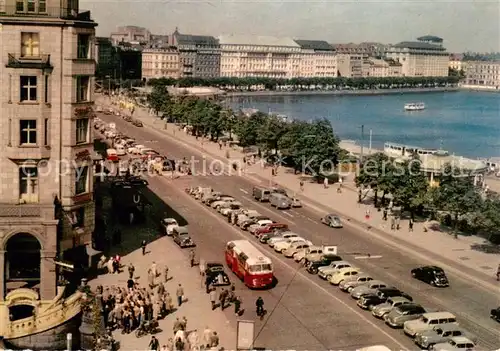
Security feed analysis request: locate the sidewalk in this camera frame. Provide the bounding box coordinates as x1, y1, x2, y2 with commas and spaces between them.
88, 234, 236, 350
96, 95, 500, 281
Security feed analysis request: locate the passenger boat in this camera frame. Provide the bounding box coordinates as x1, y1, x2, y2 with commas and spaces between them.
404, 102, 425, 111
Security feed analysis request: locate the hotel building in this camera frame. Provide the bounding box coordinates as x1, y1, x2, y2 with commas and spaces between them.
218, 35, 301, 78
294, 40, 337, 78
337, 54, 364, 78
363, 58, 403, 77
465, 61, 500, 88
0, 0, 96, 302
385, 36, 449, 77
142, 47, 180, 80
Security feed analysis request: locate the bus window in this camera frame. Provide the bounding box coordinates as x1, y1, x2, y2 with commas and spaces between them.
249, 265, 262, 273
262, 264, 272, 271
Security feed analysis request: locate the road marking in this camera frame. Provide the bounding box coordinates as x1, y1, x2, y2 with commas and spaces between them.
354, 255, 383, 259
245, 175, 264, 183
282, 211, 294, 218
159, 176, 408, 350
239, 188, 249, 194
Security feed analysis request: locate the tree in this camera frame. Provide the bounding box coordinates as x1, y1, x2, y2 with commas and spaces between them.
355, 152, 392, 207
147, 85, 171, 116
234, 112, 267, 147
257, 115, 288, 154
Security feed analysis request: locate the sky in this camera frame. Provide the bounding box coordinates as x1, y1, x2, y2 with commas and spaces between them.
80, 0, 500, 53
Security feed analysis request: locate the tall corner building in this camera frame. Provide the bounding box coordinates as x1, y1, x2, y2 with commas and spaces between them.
0, 0, 97, 301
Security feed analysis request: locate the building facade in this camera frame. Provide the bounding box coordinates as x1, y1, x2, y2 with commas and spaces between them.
110, 25, 150, 45
170, 29, 220, 78
449, 54, 467, 72
142, 47, 180, 80
385, 36, 449, 77
294, 40, 337, 78
465, 61, 500, 88
0, 0, 96, 301
219, 35, 301, 78
364, 58, 403, 77
337, 54, 364, 78
95, 37, 115, 78
115, 44, 142, 80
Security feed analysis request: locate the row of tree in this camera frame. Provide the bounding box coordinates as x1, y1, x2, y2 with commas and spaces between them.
147, 85, 342, 174
356, 152, 500, 239
148, 76, 460, 91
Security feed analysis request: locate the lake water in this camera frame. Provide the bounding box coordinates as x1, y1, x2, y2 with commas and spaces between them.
227, 91, 500, 158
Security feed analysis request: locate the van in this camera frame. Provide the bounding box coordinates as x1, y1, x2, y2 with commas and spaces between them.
253, 186, 271, 202
403, 312, 457, 337
270, 193, 291, 209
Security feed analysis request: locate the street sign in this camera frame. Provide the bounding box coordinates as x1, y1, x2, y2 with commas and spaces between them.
236, 320, 254, 350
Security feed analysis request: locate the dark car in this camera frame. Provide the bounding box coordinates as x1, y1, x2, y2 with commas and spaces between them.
172, 226, 195, 248
259, 232, 280, 243
205, 263, 231, 288
241, 216, 270, 230
375, 287, 413, 302
356, 293, 385, 310
306, 255, 343, 274
411, 265, 449, 287
491, 307, 500, 322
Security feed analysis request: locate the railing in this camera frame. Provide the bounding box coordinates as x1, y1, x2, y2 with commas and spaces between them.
0, 204, 42, 217
0, 6, 93, 21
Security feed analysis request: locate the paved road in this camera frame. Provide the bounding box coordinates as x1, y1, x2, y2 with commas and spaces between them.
97, 114, 500, 349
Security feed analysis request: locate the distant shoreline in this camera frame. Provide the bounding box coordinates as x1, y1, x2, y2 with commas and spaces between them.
224, 86, 459, 98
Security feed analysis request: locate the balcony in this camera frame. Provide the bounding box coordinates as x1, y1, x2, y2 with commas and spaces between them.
0, 204, 40, 217
0, 6, 94, 22
6, 53, 53, 70
6, 145, 51, 160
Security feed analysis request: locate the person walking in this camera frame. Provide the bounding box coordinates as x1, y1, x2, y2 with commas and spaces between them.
210, 332, 219, 348
256, 296, 264, 318
176, 284, 184, 307
209, 287, 217, 310
141, 239, 147, 255
219, 288, 228, 310
409, 218, 414, 232
203, 326, 213, 349
164, 265, 169, 282
496, 263, 500, 281
189, 249, 196, 268
149, 336, 160, 351
234, 295, 242, 316
127, 263, 135, 279
150, 261, 158, 278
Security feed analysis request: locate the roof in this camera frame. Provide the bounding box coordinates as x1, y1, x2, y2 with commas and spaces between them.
392, 41, 446, 50
294, 39, 334, 51
228, 240, 271, 264
417, 35, 443, 43
174, 32, 219, 46
218, 35, 300, 48
419, 154, 488, 173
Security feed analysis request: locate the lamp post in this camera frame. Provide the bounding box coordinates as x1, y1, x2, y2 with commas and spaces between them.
360, 124, 365, 163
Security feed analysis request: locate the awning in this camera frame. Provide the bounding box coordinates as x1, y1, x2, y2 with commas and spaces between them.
85, 244, 102, 257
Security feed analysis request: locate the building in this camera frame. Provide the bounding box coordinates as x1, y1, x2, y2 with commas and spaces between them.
363, 58, 403, 77
294, 40, 337, 78
219, 35, 301, 78
115, 44, 142, 80
465, 61, 500, 88
337, 54, 364, 78
385, 36, 449, 77
170, 29, 220, 78
95, 37, 116, 78
142, 47, 180, 80
0, 0, 96, 318
449, 54, 467, 72
331, 42, 387, 57
110, 25, 150, 45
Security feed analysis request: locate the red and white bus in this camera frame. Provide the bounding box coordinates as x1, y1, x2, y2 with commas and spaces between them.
225, 240, 274, 288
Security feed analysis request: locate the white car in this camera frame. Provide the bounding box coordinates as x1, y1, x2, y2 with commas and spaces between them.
211, 197, 235, 209
284, 241, 312, 258
248, 219, 273, 234
350, 280, 388, 299
128, 144, 145, 154
294, 246, 323, 263
318, 261, 353, 279
328, 267, 361, 285
433, 337, 476, 351
274, 237, 310, 253
267, 232, 299, 248
339, 274, 374, 292
160, 218, 179, 236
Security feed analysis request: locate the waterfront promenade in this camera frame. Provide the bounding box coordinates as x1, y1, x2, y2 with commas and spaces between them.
97, 95, 500, 282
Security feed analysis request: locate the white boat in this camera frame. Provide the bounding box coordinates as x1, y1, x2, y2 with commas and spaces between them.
404, 102, 425, 111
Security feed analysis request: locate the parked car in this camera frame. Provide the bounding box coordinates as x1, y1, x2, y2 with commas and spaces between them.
283, 241, 311, 258
375, 287, 413, 302
384, 304, 427, 328
267, 232, 299, 248
318, 261, 353, 280
248, 219, 275, 234
357, 293, 386, 310
350, 280, 388, 299
303, 246, 338, 265
211, 197, 235, 209
339, 274, 374, 292
258, 231, 281, 243
328, 267, 361, 285
371, 297, 413, 318
240, 216, 270, 230
132, 120, 143, 127
305, 255, 343, 274
404, 312, 458, 338
255, 223, 289, 237
274, 237, 310, 253
320, 214, 343, 228
491, 307, 500, 322
432, 337, 476, 351
160, 218, 179, 236
219, 202, 242, 216
411, 266, 449, 287
172, 226, 195, 248
204, 262, 231, 288
415, 324, 477, 350
294, 246, 323, 263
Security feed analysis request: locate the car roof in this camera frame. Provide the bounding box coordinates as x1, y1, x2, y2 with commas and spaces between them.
388, 296, 411, 303
377, 287, 401, 293
437, 324, 465, 332
397, 303, 423, 311
450, 336, 474, 343
423, 265, 444, 271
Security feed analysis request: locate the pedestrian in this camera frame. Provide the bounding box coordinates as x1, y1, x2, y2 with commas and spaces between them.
391, 216, 396, 230
149, 336, 160, 351
164, 265, 169, 282
409, 218, 414, 232
234, 295, 242, 316
382, 208, 388, 221
176, 284, 184, 307
180, 316, 187, 331
396, 216, 400, 230
165, 292, 174, 312
127, 277, 134, 291
173, 317, 182, 335
209, 287, 217, 310
127, 263, 135, 279
323, 177, 328, 189
209, 331, 219, 348
496, 264, 500, 281
203, 326, 213, 348
219, 288, 227, 310
189, 249, 196, 267
147, 269, 155, 289
255, 296, 264, 317
141, 239, 147, 255
205, 274, 212, 293
199, 258, 206, 277
299, 180, 304, 192
151, 261, 157, 277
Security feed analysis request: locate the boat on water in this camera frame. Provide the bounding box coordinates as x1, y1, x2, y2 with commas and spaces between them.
404, 102, 425, 111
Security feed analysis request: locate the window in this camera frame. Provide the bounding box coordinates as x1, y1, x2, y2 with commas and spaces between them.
21, 32, 39, 57
76, 118, 89, 144
44, 75, 49, 103
20, 120, 37, 145
19, 166, 38, 203
70, 207, 85, 228
77, 34, 91, 59
27, 0, 35, 11
39, 0, 46, 12
16, 0, 24, 11
20, 76, 37, 102
44, 119, 49, 146
75, 166, 89, 195
76, 76, 90, 102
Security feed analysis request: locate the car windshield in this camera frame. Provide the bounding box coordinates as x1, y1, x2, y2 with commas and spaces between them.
435, 328, 443, 334
179, 234, 190, 239
434, 271, 445, 277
